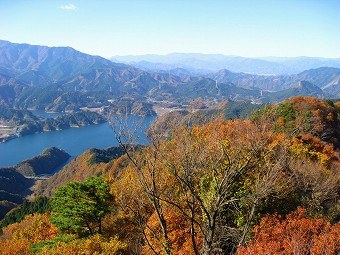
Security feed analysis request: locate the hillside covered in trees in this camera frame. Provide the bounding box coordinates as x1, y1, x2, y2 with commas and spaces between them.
0, 96, 339, 255
0, 147, 70, 220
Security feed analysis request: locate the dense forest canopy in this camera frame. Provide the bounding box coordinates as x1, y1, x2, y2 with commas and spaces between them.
0, 96, 339, 255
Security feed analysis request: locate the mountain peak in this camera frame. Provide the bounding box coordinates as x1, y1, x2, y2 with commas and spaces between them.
293, 80, 314, 88
292, 80, 323, 95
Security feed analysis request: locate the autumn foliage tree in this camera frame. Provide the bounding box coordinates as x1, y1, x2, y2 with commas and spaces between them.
110, 97, 340, 255
36, 234, 128, 255
141, 208, 202, 255
236, 208, 340, 255
253, 96, 340, 148
115, 118, 293, 254
0, 213, 58, 255
250, 97, 340, 220
2, 96, 338, 255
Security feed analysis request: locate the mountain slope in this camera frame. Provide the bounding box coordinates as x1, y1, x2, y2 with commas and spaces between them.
0, 168, 32, 218
294, 67, 340, 88
263, 81, 325, 103
0, 40, 151, 92
33, 146, 132, 197
211, 67, 340, 95
1, 40, 340, 111
0, 40, 116, 82
322, 75, 340, 95
0, 147, 70, 219
15, 147, 70, 176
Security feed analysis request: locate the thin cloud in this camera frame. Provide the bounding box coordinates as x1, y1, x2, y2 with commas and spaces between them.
60, 3, 77, 11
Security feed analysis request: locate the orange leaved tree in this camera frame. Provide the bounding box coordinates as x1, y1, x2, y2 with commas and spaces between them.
237, 208, 340, 255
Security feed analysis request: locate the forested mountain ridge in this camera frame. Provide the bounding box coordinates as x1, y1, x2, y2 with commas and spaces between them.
15, 147, 70, 177
0, 147, 70, 219
0, 168, 31, 218
33, 146, 134, 197
149, 100, 264, 136
210, 66, 340, 93
0, 40, 164, 112
0, 40, 119, 83
1, 40, 340, 116
0, 39, 170, 92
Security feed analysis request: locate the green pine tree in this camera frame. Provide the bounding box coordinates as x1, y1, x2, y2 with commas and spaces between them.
51, 177, 114, 236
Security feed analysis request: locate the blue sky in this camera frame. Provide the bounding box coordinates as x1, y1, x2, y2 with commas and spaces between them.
0, 0, 339, 58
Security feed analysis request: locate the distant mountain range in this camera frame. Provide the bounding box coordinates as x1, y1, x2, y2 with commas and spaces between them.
0, 40, 141, 89
210, 67, 340, 91
111, 53, 340, 75
1, 40, 340, 114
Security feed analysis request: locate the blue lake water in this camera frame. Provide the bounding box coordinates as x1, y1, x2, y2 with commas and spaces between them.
0, 115, 155, 168
30, 110, 64, 119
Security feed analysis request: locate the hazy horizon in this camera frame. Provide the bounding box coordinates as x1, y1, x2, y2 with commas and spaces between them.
3, 39, 340, 61
1, 0, 339, 58
110, 52, 340, 60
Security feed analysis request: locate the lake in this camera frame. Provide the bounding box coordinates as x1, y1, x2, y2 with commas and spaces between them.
30, 109, 65, 119
0, 115, 155, 168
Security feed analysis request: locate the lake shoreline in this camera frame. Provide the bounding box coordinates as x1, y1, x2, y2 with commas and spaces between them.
0, 116, 155, 168
0, 134, 18, 143
0, 122, 108, 144
0, 110, 107, 144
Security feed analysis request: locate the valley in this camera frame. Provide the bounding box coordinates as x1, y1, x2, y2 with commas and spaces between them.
1, 40, 340, 113
1, 40, 339, 147
0, 40, 340, 255
1, 0, 340, 253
